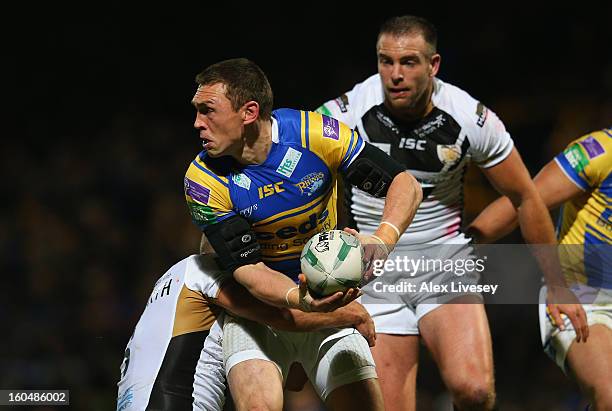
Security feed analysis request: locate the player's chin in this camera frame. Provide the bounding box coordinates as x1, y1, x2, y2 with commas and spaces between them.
388, 97, 414, 111
205, 147, 222, 157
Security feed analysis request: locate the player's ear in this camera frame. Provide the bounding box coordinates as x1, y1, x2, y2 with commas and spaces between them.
429, 53, 441, 78
242, 101, 260, 125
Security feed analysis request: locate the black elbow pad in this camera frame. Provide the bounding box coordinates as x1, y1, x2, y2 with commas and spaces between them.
203, 215, 261, 272
343, 142, 406, 197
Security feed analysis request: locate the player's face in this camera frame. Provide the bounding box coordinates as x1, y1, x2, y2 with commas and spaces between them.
192, 82, 244, 158
377, 33, 440, 117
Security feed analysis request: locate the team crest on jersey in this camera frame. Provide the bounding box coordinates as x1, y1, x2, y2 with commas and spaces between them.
580, 136, 604, 159
276, 147, 302, 177
295, 172, 325, 196
232, 172, 252, 190
184, 177, 210, 204
437, 144, 462, 167
322, 115, 340, 140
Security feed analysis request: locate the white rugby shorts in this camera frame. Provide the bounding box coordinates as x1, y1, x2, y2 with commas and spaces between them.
539, 285, 612, 373
362, 243, 482, 335
222, 315, 377, 401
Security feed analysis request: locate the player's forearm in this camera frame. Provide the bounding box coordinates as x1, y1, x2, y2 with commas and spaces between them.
467, 196, 519, 244
279, 304, 362, 331
377, 171, 422, 245
517, 191, 557, 245
517, 192, 567, 288
221, 291, 361, 332
233, 262, 298, 308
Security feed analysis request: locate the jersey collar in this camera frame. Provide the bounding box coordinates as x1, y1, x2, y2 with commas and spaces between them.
271, 117, 279, 143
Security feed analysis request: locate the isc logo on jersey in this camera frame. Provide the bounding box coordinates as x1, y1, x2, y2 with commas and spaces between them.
399, 137, 426, 151
256, 209, 330, 244
258, 182, 285, 199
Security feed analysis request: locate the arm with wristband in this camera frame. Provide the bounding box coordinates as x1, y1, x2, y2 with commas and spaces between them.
214, 278, 375, 346
199, 225, 361, 313
342, 142, 423, 282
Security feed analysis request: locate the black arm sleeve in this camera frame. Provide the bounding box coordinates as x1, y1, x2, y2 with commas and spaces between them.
342, 142, 406, 197
203, 215, 262, 272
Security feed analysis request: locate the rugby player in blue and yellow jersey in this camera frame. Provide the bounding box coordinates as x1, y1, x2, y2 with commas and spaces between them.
470, 128, 612, 410
183, 58, 422, 411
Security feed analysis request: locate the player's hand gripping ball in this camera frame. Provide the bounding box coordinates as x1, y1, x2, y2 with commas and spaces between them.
300, 230, 364, 296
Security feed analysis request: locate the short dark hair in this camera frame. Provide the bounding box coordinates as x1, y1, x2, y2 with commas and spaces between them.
378, 15, 438, 56
195, 58, 273, 120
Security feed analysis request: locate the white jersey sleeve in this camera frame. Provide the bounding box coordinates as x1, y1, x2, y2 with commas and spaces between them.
316, 74, 384, 129
184, 254, 230, 299
433, 79, 514, 169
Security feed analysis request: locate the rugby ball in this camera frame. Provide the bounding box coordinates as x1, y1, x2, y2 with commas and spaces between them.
300, 230, 364, 296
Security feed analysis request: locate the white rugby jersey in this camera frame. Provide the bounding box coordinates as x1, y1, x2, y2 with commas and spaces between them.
117, 255, 228, 411
318, 75, 514, 244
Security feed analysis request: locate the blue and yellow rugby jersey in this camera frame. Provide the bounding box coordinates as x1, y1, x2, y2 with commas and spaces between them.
184, 108, 364, 280
554, 128, 612, 288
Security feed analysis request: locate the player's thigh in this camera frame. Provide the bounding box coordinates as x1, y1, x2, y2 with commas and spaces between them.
567, 324, 612, 397
418, 302, 494, 388
371, 333, 419, 379
325, 378, 384, 411
365, 302, 420, 376
223, 316, 289, 411
370, 334, 419, 411
370, 334, 419, 395
227, 359, 283, 411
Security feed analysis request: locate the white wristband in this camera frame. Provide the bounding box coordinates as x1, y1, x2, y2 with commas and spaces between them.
370, 234, 393, 254
369, 234, 386, 246
285, 286, 298, 307
380, 221, 401, 240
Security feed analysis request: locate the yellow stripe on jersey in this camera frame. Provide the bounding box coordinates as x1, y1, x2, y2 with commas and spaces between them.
192, 156, 229, 185
585, 224, 609, 243
300, 110, 307, 148
307, 111, 323, 155
253, 186, 333, 227
305, 111, 358, 172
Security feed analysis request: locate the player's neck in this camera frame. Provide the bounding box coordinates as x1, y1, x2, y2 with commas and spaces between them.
236, 119, 272, 165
